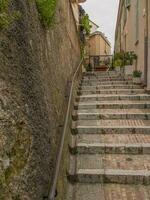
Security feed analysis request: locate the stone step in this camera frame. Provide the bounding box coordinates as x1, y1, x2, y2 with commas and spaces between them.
72, 109, 150, 120
78, 89, 145, 95
76, 94, 150, 102
83, 72, 120, 76
83, 75, 122, 80
68, 154, 150, 184
66, 182, 105, 200
81, 79, 132, 84
74, 100, 150, 110
66, 183, 150, 200
72, 119, 150, 134
70, 133, 150, 154
81, 81, 133, 86
80, 84, 142, 90
82, 75, 132, 81
82, 78, 132, 82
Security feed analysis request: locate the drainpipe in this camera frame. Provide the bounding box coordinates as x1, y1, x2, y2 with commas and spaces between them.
144, 0, 148, 86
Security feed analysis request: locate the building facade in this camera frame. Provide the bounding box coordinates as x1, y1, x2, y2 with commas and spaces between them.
115, 0, 150, 88
89, 20, 99, 33
88, 31, 111, 56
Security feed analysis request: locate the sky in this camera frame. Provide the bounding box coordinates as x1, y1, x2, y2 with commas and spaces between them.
82, 0, 119, 52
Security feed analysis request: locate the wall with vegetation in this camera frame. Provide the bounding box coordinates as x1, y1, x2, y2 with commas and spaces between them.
0, 0, 81, 199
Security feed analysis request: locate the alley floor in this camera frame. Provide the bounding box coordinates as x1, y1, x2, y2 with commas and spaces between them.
66, 71, 150, 200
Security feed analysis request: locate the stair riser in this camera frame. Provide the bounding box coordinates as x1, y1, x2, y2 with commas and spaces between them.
81, 80, 133, 84
80, 85, 142, 90
78, 90, 145, 95
77, 96, 150, 102
72, 127, 150, 135
75, 104, 150, 110
71, 145, 150, 155
83, 73, 120, 76
73, 173, 150, 184
81, 77, 132, 83
74, 113, 150, 120
81, 82, 133, 86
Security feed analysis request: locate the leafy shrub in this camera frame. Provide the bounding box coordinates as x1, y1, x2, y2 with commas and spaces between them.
124, 51, 137, 65
113, 51, 124, 67
36, 0, 57, 27
133, 70, 142, 78
81, 14, 92, 36
113, 51, 137, 67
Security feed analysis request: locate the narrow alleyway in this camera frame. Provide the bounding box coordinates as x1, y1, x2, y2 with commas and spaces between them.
66, 71, 150, 200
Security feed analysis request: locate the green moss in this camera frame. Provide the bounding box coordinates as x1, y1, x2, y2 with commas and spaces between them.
36, 0, 57, 27
0, 0, 21, 30
4, 131, 30, 184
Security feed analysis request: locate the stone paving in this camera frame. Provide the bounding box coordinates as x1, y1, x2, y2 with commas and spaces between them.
66, 71, 150, 200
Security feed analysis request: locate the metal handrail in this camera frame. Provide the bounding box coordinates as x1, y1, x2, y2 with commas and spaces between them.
48, 58, 83, 200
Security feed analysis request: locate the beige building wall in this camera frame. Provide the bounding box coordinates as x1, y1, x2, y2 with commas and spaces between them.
147, 1, 150, 89
115, 0, 149, 86
88, 33, 111, 56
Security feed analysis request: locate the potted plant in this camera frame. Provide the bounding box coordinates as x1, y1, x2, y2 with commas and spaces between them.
113, 52, 124, 72
86, 63, 92, 72
133, 70, 142, 84
114, 59, 123, 71
124, 52, 137, 75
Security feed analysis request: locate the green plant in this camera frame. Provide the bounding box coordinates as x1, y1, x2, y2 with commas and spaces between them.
113, 51, 137, 68
113, 59, 123, 67
113, 51, 125, 67
81, 14, 92, 35
36, 0, 57, 27
133, 70, 142, 77
0, 0, 21, 30
124, 51, 137, 65
86, 63, 92, 71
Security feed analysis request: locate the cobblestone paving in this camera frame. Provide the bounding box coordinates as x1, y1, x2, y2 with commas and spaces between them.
66, 72, 150, 200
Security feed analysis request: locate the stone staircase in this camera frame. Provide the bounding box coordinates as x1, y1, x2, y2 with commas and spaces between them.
66, 71, 150, 200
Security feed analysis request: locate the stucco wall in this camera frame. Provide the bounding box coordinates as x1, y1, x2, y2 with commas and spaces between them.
0, 0, 81, 199
147, 1, 150, 89
115, 0, 148, 84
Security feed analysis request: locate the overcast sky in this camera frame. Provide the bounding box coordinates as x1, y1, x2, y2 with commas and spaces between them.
82, 0, 119, 51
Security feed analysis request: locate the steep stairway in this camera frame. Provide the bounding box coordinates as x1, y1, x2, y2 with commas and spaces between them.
66, 71, 150, 200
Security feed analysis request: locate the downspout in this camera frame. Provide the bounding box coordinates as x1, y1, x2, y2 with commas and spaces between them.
144, 0, 148, 86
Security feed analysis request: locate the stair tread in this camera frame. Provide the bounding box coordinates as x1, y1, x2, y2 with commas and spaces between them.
75, 134, 150, 144
66, 183, 150, 200
71, 154, 150, 171
77, 100, 150, 105
79, 94, 150, 98
80, 88, 144, 91
74, 119, 150, 127
76, 108, 150, 114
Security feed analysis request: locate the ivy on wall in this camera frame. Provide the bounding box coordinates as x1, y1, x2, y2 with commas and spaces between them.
36, 0, 57, 27
81, 14, 91, 36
